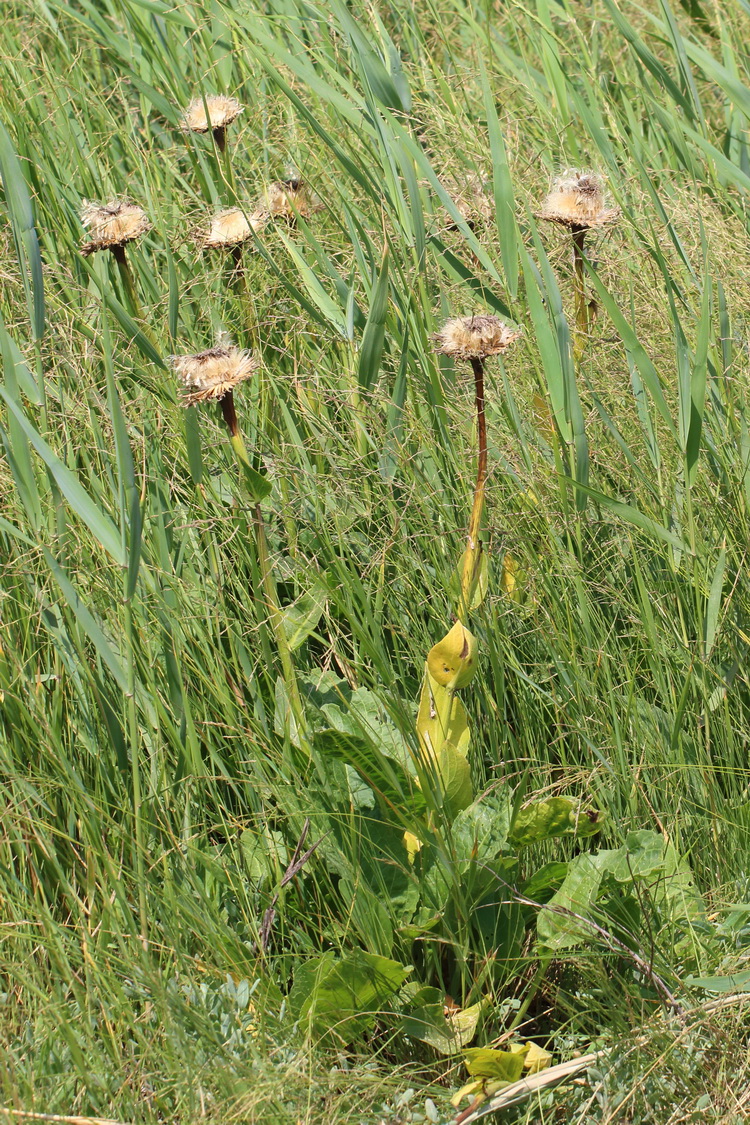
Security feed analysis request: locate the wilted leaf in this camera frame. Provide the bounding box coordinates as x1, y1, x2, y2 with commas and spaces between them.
510, 797, 603, 847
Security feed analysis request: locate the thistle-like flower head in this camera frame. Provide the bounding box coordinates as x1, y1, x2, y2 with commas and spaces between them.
181, 95, 243, 135
200, 206, 268, 249
80, 199, 151, 257
434, 315, 521, 361
170, 345, 258, 406
261, 178, 322, 221
537, 171, 619, 230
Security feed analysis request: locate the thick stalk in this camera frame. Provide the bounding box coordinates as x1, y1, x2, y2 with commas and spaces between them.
219, 392, 307, 741
572, 227, 588, 362
111, 245, 143, 319
459, 356, 487, 618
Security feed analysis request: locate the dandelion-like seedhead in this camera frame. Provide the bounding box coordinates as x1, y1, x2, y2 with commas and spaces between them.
262, 179, 322, 221
199, 207, 268, 249
170, 345, 258, 406
80, 200, 151, 257
434, 315, 521, 361
537, 170, 619, 230
181, 95, 243, 135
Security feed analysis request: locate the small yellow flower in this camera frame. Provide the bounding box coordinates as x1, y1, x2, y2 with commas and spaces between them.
434, 315, 520, 361
170, 345, 258, 406
80, 199, 150, 257
537, 171, 619, 230
199, 206, 268, 249
181, 95, 243, 135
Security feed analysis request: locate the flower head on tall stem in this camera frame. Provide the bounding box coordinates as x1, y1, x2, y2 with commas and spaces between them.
171, 344, 258, 409
537, 170, 619, 232
181, 95, 243, 151
434, 314, 520, 361
434, 314, 520, 619
80, 199, 151, 257
198, 206, 268, 250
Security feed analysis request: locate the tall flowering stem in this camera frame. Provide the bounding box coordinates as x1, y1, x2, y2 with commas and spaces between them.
434, 315, 520, 618
537, 171, 619, 363
172, 346, 307, 741
461, 355, 487, 618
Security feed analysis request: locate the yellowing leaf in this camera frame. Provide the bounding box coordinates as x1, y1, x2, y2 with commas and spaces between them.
416, 670, 471, 762
403, 830, 422, 863
451, 1079, 484, 1108
426, 620, 478, 689
523, 1042, 553, 1073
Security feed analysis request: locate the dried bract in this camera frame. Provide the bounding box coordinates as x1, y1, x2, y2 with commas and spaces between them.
434, 315, 520, 361
170, 346, 258, 406
181, 95, 243, 135
262, 179, 322, 221
200, 207, 268, 249
537, 171, 619, 230
80, 200, 150, 257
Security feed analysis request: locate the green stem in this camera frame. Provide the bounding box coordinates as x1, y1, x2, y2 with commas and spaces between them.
458, 356, 487, 619
220, 392, 308, 744
572, 227, 588, 363
508, 958, 550, 1033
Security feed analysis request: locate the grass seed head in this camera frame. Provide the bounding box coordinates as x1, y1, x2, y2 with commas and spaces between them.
261, 178, 322, 221
170, 345, 258, 406
434, 315, 521, 361
80, 199, 151, 257
181, 94, 243, 134
537, 170, 620, 230
200, 207, 268, 248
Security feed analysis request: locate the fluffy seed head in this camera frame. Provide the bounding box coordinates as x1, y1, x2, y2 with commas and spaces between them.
181, 95, 243, 134
170, 345, 258, 406
200, 207, 268, 248
434, 315, 521, 360
537, 171, 619, 230
80, 200, 150, 256
262, 179, 322, 220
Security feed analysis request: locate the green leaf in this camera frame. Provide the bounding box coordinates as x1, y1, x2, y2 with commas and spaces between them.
0, 120, 45, 340
0, 386, 125, 564
357, 246, 389, 391
510, 797, 603, 847
463, 1047, 525, 1083
685, 970, 750, 994
295, 948, 410, 1046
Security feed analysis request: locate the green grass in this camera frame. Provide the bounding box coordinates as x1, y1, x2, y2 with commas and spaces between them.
2, 0, 750, 1120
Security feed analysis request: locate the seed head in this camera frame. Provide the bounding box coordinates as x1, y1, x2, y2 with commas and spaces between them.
261, 178, 322, 221
434, 315, 521, 361
181, 95, 243, 135
170, 345, 258, 406
537, 171, 619, 230
80, 199, 151, 257
200, 206, 268, 249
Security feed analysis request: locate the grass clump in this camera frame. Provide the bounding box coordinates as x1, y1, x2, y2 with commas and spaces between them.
2, 0, 750, 1120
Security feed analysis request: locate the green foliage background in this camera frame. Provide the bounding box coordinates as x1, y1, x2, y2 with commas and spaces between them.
2, 0, 750, 1120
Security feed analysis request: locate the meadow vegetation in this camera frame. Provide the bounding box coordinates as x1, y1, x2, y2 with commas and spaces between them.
2, 0, 750, 1120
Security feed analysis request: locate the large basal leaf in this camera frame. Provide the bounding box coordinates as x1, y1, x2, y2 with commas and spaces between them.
509, 797, 604, 847
294, 949, 410, 1046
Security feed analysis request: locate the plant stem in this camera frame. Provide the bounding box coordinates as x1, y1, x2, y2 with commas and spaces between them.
111, 245, 142, 319
219, 392, 307, 743
124, 591, 148, 947
459, 356, 487, 618
572, 227, 588, 362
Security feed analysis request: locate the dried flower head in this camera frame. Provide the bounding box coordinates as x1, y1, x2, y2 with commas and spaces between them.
434, 315, 520, 361
537, 171, 619, 230
170, 345, 258, 406
262, 178, 322, 221
80, 199, 151, 257
181, 95, 243, 135
200, 206, 268, 249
